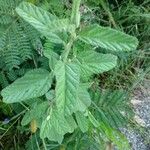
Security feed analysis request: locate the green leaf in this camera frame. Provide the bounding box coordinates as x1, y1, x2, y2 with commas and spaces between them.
88, 111, 99, 128
55, 61, 80, 115
79, 25, 138, 51
77, 85, 91, 112
22, 101, 48, 126
91, 90, 133, 128
47, 51, 59, 70
88, 111, 131, 149
40, 107, 76, 143
43, 41, 60, 70
1, 69, 52, 103
55, 61, 91, 115
75, 111, 89, 132
100, 123, 131, 150
16, 2, 74, 43
74, 50, 117, 76
45, 90, 55, 101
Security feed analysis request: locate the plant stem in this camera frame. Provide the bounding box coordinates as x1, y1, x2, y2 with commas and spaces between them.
100, 0, 118, 28
42, 139, 48, 150
63, 32, 76, 62
71, 0, 81, 28
62, 0, 82, 62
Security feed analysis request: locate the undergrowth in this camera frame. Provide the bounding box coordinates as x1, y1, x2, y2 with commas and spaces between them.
0, 0, 149, 149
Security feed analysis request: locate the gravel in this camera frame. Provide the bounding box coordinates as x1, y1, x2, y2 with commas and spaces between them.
121, 83, 150, 150
121, 128, 148, 150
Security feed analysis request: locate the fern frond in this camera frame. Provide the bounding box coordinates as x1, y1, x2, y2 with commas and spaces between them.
3, 25, 21, 69
91, 89, 134, 128
0, 0, 21, 24
0, 71, 9, 88
19, 19, 41, 48
0, 0, 42, 70
40, 0, 70, 18
0, 23, 36, 70
13, 22, 32, 60
7, 69, 18, 82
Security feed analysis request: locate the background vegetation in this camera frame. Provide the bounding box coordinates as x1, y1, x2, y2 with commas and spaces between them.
0, 0, 149, 149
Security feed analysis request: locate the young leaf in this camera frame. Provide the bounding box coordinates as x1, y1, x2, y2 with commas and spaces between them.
55, 61, 80, 115
79, 25, 138, 51
1, 69, 53, 103
40, 107, 76, 143
74, 50, 117, 76
16, 2, 74, 43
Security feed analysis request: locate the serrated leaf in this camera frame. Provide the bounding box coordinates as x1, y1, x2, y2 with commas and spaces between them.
40, 107, 76, 143
1, 69, 52, 103
75, 111, 89, 132
79, 25, 138, 51
16, 2, 74, 43
55, 61, 80, 115
74, 50, 117, 76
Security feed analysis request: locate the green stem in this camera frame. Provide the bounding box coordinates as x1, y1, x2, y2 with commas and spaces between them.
100, 0, 117, 28
71, 0, 81, 28
62, 0, 81, 62
42, 139, 48, 150
63, 32, 76, 62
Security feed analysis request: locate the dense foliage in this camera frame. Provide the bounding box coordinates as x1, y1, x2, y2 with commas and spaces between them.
0, 0, 149, 149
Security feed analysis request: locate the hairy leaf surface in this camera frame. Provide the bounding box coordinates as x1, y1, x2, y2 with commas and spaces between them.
79, 25, 138, 51
40, 107, 76, 143
16, 2, 74, 43
75, 50, 117, 76
55, 61, 80, 115
1, 69, 52, 103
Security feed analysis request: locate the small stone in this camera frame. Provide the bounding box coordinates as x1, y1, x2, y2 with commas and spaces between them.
134, 115, 146, 127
